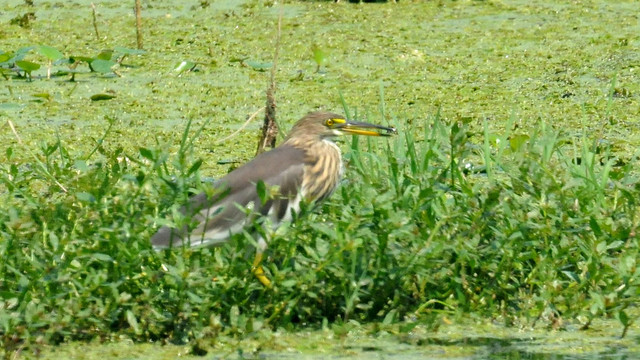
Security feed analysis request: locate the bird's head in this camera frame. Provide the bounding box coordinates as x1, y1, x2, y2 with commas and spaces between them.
286, 111, 397, 142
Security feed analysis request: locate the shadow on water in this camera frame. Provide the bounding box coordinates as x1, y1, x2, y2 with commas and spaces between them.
399, 337, 635, 360
333, 336, 637, 360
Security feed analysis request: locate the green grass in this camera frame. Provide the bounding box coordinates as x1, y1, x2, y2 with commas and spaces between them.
1, 101, 638, 356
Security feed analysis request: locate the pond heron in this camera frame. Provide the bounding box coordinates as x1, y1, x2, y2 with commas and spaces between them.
151, 111, 396, 287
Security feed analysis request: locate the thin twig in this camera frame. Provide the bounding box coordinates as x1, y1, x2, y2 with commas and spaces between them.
255, 7, 283, 155
134, 0, 143, 49
215, 107, 265, 145
269, 9, 282, 107
6, 120, 68, 193
91, 3, 100, 40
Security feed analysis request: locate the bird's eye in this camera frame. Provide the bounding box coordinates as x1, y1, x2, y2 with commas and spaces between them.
326, 119, 334, 126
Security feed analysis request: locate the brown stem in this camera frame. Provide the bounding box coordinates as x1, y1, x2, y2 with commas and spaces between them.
135, 0, 143, 49
255, 8, 283, 155
91, 3, 100, 40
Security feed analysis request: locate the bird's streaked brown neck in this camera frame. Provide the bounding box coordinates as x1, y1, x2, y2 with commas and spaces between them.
299, 139, 343, 203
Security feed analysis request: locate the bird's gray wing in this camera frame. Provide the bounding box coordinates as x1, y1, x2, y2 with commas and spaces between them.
151, 144, 305, 249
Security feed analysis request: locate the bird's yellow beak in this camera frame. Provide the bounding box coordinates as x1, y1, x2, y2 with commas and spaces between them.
335, 119, 397, 137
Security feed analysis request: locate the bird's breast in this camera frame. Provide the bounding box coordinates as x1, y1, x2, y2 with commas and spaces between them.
301, 140, 343, 203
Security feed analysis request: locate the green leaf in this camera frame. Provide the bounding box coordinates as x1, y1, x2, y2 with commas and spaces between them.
126, 310, 141, 334
561, 270, 580, 283
281, 279, 297, 288
0, 103, 24, 111
606, 240, 624, 250
617, 310, 629, 327
187, 159, 203, 176
16, 60, 40, 72
245, 60, 272, 71
96, 50, 113, 61
71, 56, 94, 64
256, 180, 267, 205
174, 60, 196, 73
76, 192, 96, 202
91, 59, 115, 73
596, 241, 607, 254
589, 217, 602, 237
32, 93, 51, 101
509, 134, 530, 152
92, 253, 113, 262
48, 232, 59, 250
74, 160, 89, 172
38, 45, 64, 61
382, 309, 397, 325
229, 305, 240, 329
187, 291, 203, 303
0, 52, 12, 63
139, 147, 154, 161
312, 44, 327, 66
90, 93, 116, 101
16, 46, 35, 58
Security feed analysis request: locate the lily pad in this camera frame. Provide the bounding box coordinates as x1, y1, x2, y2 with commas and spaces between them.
71, 56, 95, 64
0, 53, 12, 64
32, 93, 52, 101
91, 59, 116, 73
38, 45, 64, 61
0, 103, 24, 111
96, 50, 114, 61
90, 93, 116, 101
312, 44, 327, 66
16, 60, 40, 72
245, 60, 272, 71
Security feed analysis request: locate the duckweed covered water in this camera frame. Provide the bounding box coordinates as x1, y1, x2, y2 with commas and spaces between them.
2, 0, 638, 171
36, 318, 640, 359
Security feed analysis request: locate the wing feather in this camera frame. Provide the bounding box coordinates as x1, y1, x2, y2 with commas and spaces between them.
151, 144, 305, 249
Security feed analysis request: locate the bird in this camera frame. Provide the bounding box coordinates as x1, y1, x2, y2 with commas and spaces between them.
151, 111, 396, 287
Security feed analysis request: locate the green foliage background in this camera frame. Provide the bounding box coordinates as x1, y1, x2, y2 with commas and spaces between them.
2, 110, 638, 352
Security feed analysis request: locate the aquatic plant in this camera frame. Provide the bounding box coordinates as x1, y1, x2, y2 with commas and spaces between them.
0, 45, 144, 80
1, 96, 637, 356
